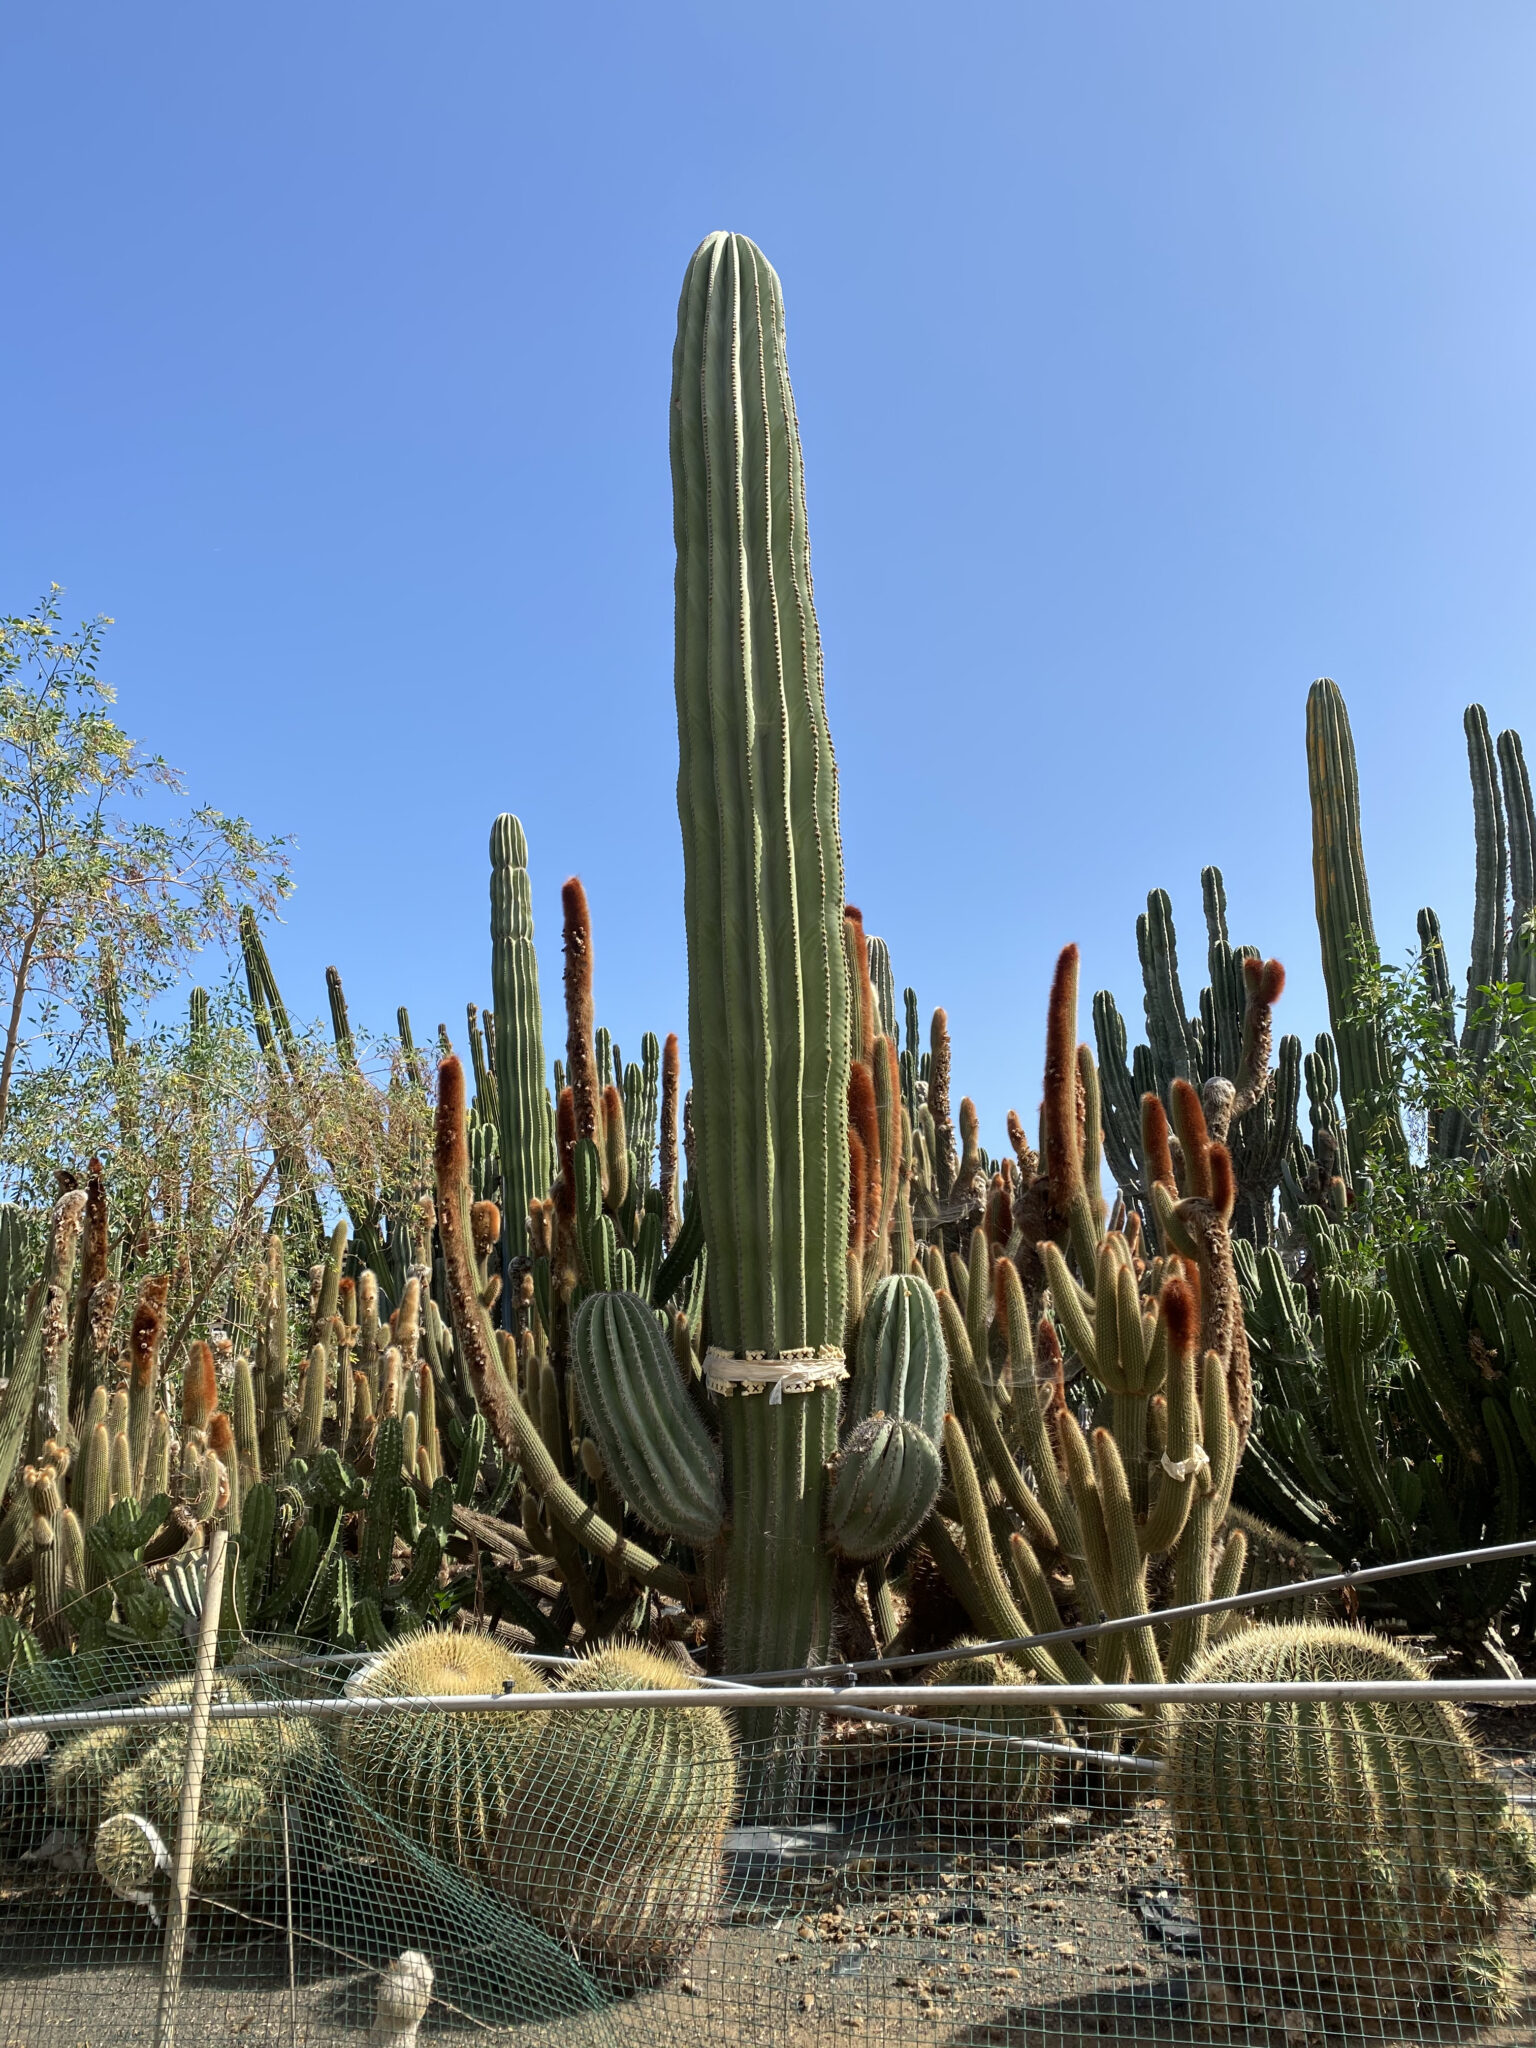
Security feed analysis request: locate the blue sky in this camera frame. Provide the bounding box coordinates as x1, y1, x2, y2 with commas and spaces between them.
4, 4, 1533, 1145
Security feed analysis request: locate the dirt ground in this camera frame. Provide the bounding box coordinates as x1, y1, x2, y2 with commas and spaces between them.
3, 1791, 1535, 2048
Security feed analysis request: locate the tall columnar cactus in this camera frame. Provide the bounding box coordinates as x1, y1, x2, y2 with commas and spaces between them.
1165, 1625, 1536, 2025
671, 231, 850, 1698
1305, 678, 1406, 1169
490, 814, 550, 1265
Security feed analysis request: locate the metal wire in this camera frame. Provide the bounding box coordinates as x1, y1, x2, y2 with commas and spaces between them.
730, 1533, 1536, 1684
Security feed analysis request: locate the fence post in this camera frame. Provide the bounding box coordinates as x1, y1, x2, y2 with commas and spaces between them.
155, 1524, 228, 2048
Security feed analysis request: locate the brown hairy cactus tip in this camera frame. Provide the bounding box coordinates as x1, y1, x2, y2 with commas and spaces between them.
554, 1087, 577, 1218
471, 1201, 502, 1260
658, 1030, 682, 1239
182, 1341, 218, 1431
844, 905, 875, 1065
207, 1411, 234, 1462
1005, 1107, 1037, 1180
1041, 946, 1084, 1210
130, 1275, 169, 1387
436, 1055, 469, 1181
1244, 955, 1287, 1006
1158, 1273, 1198, 1356
928, 1007, 958, 1195
991, 1253, 1013, 1325
848, 1061, 881, 1246
560, 877, 599, 1143
985, 1171, 1012, 1248
1209, 1144, 1236, 1225
1138, 1092, 1176, 1193
1168, 1077, 1214, 1201
848, 1129, 868, 1252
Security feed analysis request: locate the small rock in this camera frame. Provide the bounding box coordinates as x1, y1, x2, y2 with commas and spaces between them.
1052, 1940, 1079, 1957
799, 1991, 815, 2013
679, 1978, 700, 1997
991, 1967, 1021, 1981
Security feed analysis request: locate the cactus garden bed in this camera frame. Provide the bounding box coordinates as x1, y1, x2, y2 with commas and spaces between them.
2, 1747, 1535, 2047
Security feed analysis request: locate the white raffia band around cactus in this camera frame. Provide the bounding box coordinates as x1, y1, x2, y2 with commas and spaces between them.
1160, 1445, 1211, 1483
703, 1348, 847, 1405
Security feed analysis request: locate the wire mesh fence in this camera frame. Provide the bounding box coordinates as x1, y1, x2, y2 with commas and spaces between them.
1, 1632, 1535, 2047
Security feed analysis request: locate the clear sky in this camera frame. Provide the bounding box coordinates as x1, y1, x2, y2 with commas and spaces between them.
4, 4, 1533, 1145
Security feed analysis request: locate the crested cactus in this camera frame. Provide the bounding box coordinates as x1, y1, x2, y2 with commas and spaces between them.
1165, 1624, 1536, 2024
493, 1642, 736, 1989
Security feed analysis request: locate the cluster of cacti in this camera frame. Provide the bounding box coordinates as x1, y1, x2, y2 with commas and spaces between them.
1094, 871, 1299, 1248
1227, 688, 1536, 1662
873, 943, 1264, 1730
1165, 1624, 1536, 2024
1235, 1169, 1536, 1661
48, 1670, 324, 1906
5, 231, 1536, 2028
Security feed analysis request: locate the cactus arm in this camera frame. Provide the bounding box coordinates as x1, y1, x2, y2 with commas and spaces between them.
496, 1332, 691, 1602
0, 1196, 86, 1500
1500, 728, 1536, 997
571, 1291, 723, 1546
938, 1290, 1059, 1556
434, 1055, 519, 1459
1462, 705, 1510, 1065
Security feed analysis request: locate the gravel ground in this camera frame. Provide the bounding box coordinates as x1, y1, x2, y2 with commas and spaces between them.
4, 1788, 1535, 2048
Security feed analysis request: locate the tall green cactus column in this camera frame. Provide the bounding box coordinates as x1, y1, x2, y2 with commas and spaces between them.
671, 231, 850, 1751
1305, 679, 1406, 1170
490, 814, 550, 1266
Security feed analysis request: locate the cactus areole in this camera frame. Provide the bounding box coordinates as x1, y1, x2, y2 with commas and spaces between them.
671, 232, 851, 1706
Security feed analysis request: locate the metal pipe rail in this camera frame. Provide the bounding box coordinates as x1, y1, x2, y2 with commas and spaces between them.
8, 1674, 1536, 1739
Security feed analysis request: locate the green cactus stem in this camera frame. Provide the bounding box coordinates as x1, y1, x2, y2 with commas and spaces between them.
490, 814, 550, 1265
671, 232, 851, 1771
571, 1291, 723, 1547
1305, 679, 1406, 1168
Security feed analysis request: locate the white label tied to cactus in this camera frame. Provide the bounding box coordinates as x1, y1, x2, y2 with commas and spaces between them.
703, 1349, 848, 1405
